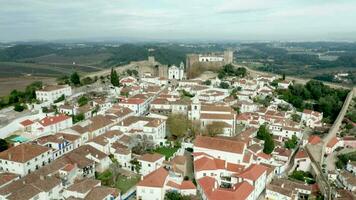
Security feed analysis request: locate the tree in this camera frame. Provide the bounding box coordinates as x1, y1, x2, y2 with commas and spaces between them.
130, 158, 141, 173
81, 77, 95, 85
203, 80, 211, 85
285, 135, 298, 149
72, 113, 85, 123
14, 103, 25, 112
70, 72, 81, 85
206, 122, 225, 137
110, 68, 120, 86
167, 114, 190, 138
0, 139, 9, 152
291, 113, 301, 123
77, 96, 89, 107
219, 82, 229, 89
57, 75, 70, 85
257, 124, 269, 140
263, 133, 275, 154
165, 191, 191, 200
53, 94, 65, 103
257, 125, 275, 154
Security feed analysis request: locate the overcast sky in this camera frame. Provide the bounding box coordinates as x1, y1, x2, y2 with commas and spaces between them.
1, 0, 356, 42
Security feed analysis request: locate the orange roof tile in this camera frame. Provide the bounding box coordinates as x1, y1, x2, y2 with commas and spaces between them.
194, 136, 245, 154
137, 167, 168, 188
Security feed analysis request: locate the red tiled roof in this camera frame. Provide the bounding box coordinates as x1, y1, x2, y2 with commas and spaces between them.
194, 157, 225, 172
295, 149, 308, 159
327, 136, 339, 148
0, 143, 51, 163
138, 153, 164, 163
166, 180, 196, 190
257, 152, 272, 160
194, 136, 245, 154
308, 135, 321, 145
198, 176, 254, 200
119, 98, 145, 105
20, 119, 34, 126
235, 164, 267, 181
137, 167, 168, 188
39, 114, 70, 127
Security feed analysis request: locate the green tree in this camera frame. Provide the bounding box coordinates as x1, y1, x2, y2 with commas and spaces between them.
165, 191, 191, 200
14, 103, 25, 112
219, 82, 229, 89
72, 113, 85, 123
77, 96, 89, 107
291, 113, 301, 123
203, 80, 211, 85
285, 135, 298, 149
0, 139, 9, 152
110, 68, 120, 86
130, 158, 141, 173
257, 124, 275, 154
263, 133, 275, 154
257, 124, 269, 140
70, 72, 81, 85
54, 94, 65, 103
167, 114, 190, 138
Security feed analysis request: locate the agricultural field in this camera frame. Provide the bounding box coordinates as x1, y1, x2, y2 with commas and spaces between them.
0, 76, 56, 96
0, 61, 101, 78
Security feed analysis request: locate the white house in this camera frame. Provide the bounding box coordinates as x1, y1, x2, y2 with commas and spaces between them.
32, 114, 73, 135
266, 178, 312, 200
325, 136, 342, 154
301, 109, 323, 128
233, 164, 267, 200
118, 97, 149, 116
293, 149, 311, 172
137, 167, 196, 200
36, 133, 76, 160
36, 85, 72, 103
138, 153, 165, 176
277, 80, 292, 89
168, 63, 184, 80
112, 116, 166, 145
193, 136, 246, 165
0, 143, 52, 177
137, 167, 169, 200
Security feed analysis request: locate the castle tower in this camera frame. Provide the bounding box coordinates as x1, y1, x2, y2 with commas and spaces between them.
224, 50, 233, 64
191, 97, 201, 120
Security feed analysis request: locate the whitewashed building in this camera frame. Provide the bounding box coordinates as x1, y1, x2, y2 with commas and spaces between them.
36, 85, 72, 103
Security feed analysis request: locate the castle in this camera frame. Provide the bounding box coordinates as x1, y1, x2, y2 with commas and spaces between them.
186, 50, 233, 77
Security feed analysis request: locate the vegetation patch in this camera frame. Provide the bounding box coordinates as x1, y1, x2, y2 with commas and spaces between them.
154, 146, 179, 160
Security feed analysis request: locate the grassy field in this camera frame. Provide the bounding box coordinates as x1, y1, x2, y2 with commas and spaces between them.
154, 146, 179, 160
96, 170, 140, 193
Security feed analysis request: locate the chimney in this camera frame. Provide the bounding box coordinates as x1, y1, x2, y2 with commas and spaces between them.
224, 161, 227, 169
8, 153, 11, 160
281, 183, 284, 188
40, 175, 44, 180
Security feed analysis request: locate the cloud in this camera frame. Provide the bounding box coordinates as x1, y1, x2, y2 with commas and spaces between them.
0, 0, 356, 41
